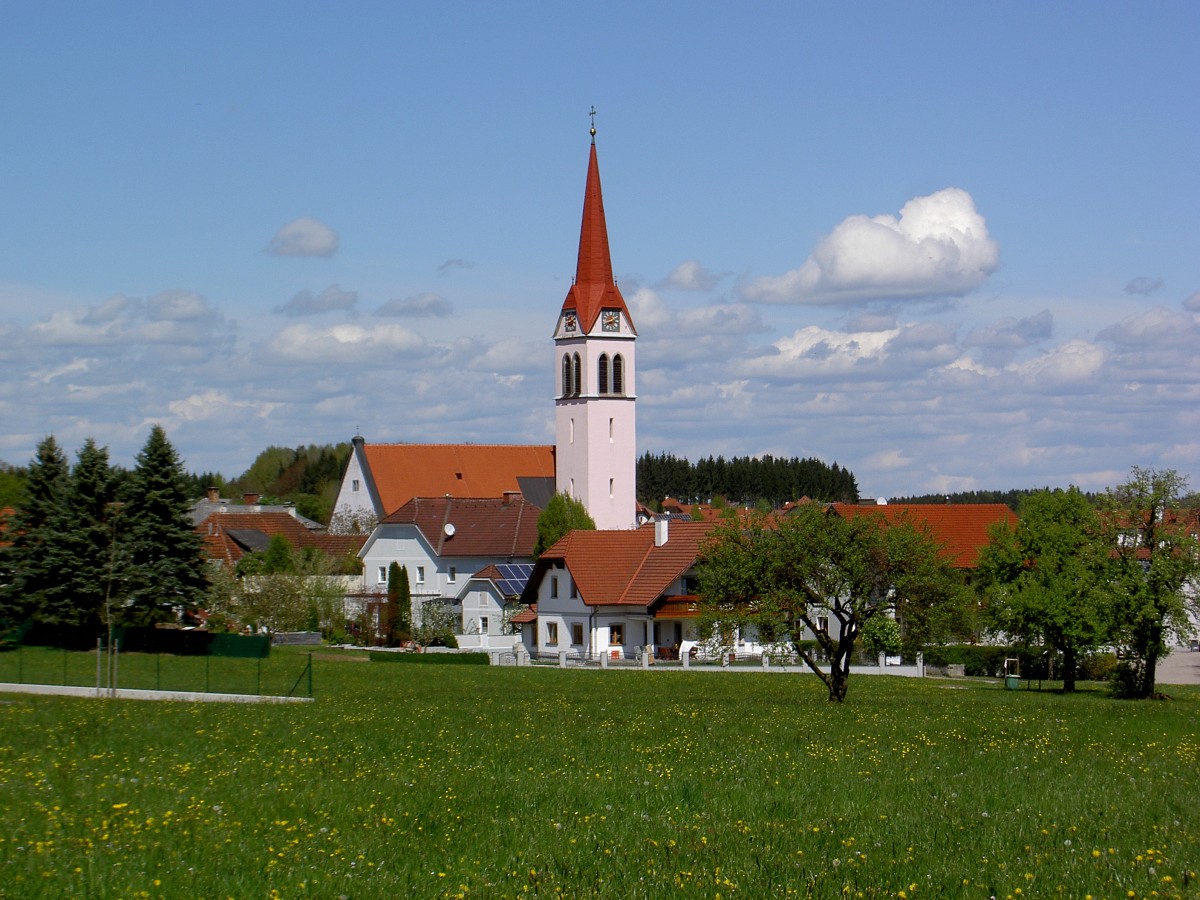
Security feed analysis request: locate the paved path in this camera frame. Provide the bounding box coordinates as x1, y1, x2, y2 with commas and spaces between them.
1156, 648, 1200, 685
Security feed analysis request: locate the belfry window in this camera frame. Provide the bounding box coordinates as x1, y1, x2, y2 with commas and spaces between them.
598, 354, 610, 394
561, 354, 571, 397
612, 354, 625, 395
572, 353, 582, 395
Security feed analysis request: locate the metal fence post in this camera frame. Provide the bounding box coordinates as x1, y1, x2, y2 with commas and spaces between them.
205, 655, 210, 694
256, 657, 262, 696
307, 653, 313, 698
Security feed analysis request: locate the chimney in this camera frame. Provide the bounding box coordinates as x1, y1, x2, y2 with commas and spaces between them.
654, 517, 669, 547
205, 486, 220, 503
242, 492, 261, 506
503, 491, 522, 506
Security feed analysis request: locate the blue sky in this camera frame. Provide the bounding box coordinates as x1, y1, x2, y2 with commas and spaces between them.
2, 2, 1197, 499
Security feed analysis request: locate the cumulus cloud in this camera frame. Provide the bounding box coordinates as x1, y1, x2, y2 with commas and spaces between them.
1124, 276, 1163, 296
275, 285, 358, 316
29, 291, 227, 346
1014, 339, 1106, 389
266, 322, 427, 363
1097, 306, 1199, 349
742, 187, 999, 305
1182, 291, 1200, 312
374, 292, 453, 318
168, 390, 277, 421
267, 217, 339, 257
965, 310, 1054, 349
661, 260, 722, 292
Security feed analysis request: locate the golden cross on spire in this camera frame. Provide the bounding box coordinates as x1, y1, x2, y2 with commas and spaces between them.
589, 105, 597, 142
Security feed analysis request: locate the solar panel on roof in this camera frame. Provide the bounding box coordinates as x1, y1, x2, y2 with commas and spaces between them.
493, 562, 534, 597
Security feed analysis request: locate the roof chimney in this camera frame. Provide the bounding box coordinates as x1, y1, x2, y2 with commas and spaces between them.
242, 492, 261, 506
654, 517, 669, 547
205, 486, 220, 503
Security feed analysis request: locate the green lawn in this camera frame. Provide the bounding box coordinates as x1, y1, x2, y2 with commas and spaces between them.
1, 648, 1197, 898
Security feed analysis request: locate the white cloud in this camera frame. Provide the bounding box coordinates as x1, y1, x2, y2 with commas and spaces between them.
1097, 305, 1198, 349
964, 310, 1054, 349
265, 322, 427, 363
374, 292, 453, 318
661, 260, 722, 292
267, 217, 339, 258
168, 390, 276, 421
1183, 291, 1200, 312
1013, 339, 1106, 389
742, 188, 999, 305
275, 285, 358, 317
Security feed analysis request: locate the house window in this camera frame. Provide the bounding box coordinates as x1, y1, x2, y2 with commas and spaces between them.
817, 616, 829, 634
598, 353, 610, 394
416, 566, 425, 585
546, 622, 559, 645
352, 479, 361, 492
550, 576, 559, 599
613, 354, 624, 394
480, 616, 489, 635
377, 566, 387, 584
448, 567, 457, 583
571, 623, 583, 645
570, 580, 577, 599
610, 623, 624, 646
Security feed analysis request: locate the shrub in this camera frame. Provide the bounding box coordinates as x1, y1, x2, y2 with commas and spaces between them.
368, 651, 488, 665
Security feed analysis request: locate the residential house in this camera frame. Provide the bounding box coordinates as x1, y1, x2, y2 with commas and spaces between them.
330, 438, 556, 530
357, 493, 541, 651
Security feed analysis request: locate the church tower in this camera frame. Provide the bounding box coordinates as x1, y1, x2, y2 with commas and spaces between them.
553, 117, 637, 530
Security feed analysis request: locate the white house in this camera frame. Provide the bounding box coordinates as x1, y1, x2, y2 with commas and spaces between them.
358, 493, 540, 651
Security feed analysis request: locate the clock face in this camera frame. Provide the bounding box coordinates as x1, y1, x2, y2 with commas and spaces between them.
563, 313, 577, 332
602, 311, 620, 332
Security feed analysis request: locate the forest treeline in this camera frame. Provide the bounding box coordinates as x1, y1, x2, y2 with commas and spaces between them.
636, 452, 859, 508
889, 488, 1101, 512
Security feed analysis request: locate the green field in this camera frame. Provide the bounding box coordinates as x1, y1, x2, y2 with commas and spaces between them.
1, 649, 1198, 899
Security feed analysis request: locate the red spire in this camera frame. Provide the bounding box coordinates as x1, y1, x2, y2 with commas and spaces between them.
561, 132, 634, 334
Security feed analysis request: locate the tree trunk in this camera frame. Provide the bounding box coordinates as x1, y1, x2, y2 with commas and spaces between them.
827, 647, 851, 702
1062, 647, 1077, 693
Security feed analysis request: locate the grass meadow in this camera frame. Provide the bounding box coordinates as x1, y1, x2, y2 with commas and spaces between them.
1, 648, 1198, 899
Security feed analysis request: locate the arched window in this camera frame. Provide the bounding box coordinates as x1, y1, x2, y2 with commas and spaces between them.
598, 354, 610, 394
561, 353, 571, 397
572, 353, 582, 396
612, 354, 625, 395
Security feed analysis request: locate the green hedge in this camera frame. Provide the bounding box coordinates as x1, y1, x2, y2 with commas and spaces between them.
369, 651, 489, 665
922, 645, 1116, 681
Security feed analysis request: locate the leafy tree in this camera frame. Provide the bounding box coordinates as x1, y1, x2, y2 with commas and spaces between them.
119, 426, 208, 625
976, 487, 1113, 691
534, 492, 596, 558
236, 534, 297, 576
234, 544, 346, 637
860, 616, 902, 659
0, 460, 27, 511
0, 437, 70, 627
697, 502, 965, 702
1102, 467, 1200, 699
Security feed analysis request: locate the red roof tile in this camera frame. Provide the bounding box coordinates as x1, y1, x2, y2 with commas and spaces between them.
362, 443, 555, 517
830, 503, 1018, 568
197, 510, 366, 566
559, 141, 635, 335
536, 520, 713, 607
381, 495, 540, 559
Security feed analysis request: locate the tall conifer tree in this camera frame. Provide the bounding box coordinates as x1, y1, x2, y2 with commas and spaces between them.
0, 436, 70, 626
119, 426, 207, 625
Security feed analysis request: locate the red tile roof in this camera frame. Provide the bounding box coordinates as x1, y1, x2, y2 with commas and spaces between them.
830, 503, 1018, 568
197, 510, 366, 566
559, 140, 635, 334
534, 520, 713, 607
362, 443, 555, 517
510, 603, 538, 624
381, 495, 540, 559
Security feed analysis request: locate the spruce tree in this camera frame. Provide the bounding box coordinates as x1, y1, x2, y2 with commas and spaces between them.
50, 439, 121, 630
0, 436, 70, 627
119, 426, 207, 625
